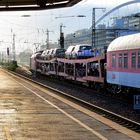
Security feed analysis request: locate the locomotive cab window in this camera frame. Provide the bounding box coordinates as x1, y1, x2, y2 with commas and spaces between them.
112, 54, 116, 68
138, 51, 140, 68
124, 53, 128, 68
131, 52, 136, 68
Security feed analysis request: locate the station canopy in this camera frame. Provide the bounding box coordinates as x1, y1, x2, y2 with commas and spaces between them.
0, 0, 82, 11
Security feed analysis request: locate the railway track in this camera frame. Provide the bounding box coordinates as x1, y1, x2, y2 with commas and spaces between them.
6, 69, 140, 134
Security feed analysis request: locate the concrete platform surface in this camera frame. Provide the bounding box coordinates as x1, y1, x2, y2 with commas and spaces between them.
0, 69, 139, 140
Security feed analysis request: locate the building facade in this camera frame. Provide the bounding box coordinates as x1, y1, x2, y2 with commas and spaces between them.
64, 13, 140, 50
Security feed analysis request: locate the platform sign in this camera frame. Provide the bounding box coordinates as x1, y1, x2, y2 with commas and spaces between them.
134, 95, 140, 110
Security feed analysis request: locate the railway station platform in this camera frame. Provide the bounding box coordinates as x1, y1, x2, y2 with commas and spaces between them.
0, 68, 139, 140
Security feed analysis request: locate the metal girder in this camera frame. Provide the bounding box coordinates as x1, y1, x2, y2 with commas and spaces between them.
0, 0, 82, 11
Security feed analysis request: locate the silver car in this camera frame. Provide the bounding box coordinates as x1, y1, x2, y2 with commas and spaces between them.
65, 45, 75, 59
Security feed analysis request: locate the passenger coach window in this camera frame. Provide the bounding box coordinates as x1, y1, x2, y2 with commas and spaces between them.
124, 53, 128, 68
118, 54, 122, 68
112, 54, 116, 68
131, 52, 136, 68
138, 51, 140, 68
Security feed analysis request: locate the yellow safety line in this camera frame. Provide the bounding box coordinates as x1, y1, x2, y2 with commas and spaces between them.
4, 126, 13, 140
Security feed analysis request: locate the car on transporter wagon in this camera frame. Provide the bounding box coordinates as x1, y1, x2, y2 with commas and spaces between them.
65, 45, 75, 59
71, 44, 94, 59
41, 49, 50, 60
51, 48, 66, 58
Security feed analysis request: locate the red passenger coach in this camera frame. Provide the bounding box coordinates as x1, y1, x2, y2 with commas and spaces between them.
107, 33, 140, 89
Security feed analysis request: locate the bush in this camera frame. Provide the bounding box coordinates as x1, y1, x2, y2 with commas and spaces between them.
2, 61, 18, 71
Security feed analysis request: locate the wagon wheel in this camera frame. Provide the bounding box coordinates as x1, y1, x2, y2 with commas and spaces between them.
112, 84, 122, 94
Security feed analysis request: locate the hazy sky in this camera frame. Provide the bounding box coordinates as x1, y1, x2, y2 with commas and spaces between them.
0, 0, 139, 53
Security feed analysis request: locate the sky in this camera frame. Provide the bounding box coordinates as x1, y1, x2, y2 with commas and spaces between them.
0, 0, 140, 54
